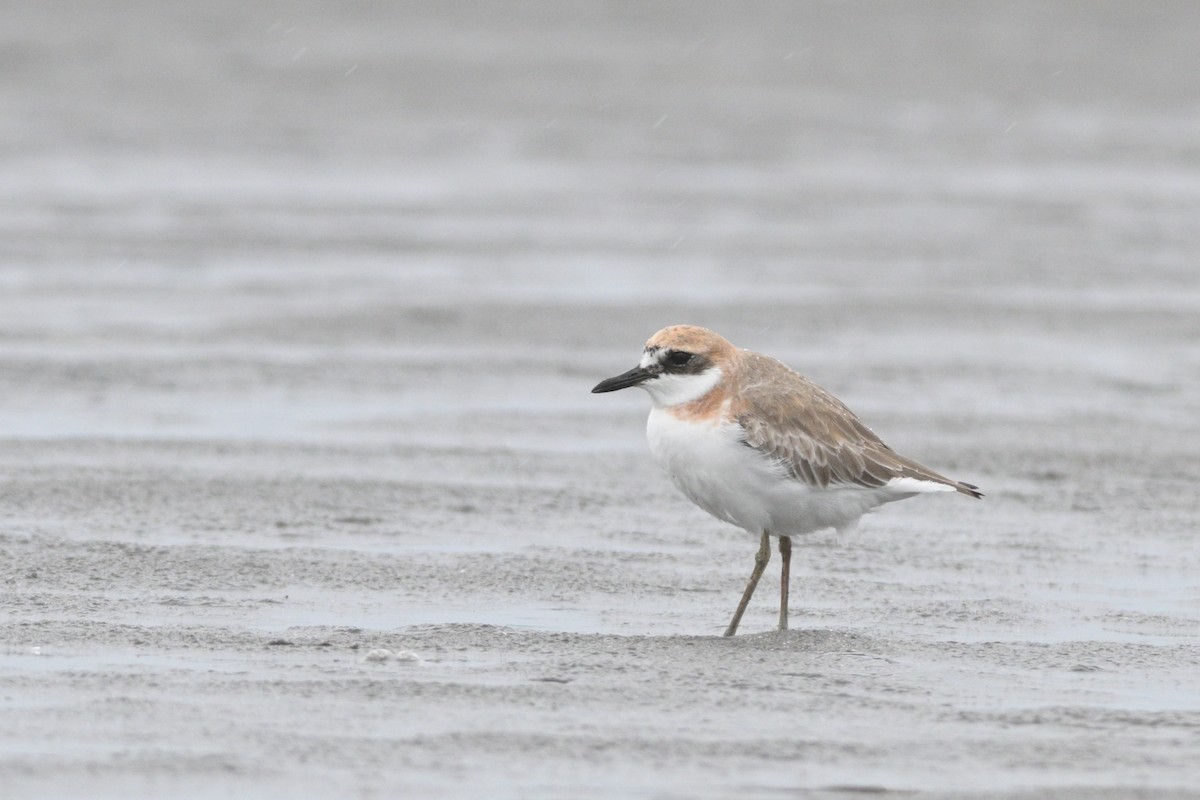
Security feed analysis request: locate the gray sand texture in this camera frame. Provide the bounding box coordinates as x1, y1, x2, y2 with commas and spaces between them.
2, 2, 1199, 798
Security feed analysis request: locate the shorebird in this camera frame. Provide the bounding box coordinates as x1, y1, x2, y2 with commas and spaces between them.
592, 324, 982, 636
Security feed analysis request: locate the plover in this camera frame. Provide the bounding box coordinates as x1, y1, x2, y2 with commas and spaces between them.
592, 324, 982, 636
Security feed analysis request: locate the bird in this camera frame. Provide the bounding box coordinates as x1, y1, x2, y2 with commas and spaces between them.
591, 324, 982, 636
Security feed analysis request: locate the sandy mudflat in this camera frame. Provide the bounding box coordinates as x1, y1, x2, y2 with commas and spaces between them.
2, 2, 1200, 798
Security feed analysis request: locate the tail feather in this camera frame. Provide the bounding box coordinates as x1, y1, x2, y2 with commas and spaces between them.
956, 481, 984, 499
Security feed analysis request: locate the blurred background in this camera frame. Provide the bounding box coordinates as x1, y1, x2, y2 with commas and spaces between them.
1, 0, 1197, 451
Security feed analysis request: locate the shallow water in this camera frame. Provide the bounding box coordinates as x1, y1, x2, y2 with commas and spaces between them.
3, 2, 1200, 798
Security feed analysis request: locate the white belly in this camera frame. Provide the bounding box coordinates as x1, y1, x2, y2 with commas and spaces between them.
645, 408, 899, 537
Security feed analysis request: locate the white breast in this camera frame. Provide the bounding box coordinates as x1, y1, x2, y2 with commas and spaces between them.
646, 408, 784, 534
645, 408, 909, 537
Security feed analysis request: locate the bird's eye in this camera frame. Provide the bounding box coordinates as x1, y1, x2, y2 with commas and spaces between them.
668, 351, 693, 367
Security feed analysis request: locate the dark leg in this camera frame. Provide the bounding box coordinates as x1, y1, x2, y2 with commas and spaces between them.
778, 535, 792, 631
723, 531, 771, 637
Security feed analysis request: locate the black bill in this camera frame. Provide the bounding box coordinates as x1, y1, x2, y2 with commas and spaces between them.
591, 365, 654, 393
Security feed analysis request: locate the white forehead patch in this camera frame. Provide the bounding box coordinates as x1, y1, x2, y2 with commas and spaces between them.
639, 348, 662, 369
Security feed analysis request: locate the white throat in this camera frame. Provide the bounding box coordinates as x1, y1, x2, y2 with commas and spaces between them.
640, 367, 723, 408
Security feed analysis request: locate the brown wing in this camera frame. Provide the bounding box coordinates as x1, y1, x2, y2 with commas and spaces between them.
733, 353, 980, 496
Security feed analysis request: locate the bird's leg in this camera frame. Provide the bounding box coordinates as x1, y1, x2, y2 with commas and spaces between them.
778, 535, 792, 631
723, 531, 772, 637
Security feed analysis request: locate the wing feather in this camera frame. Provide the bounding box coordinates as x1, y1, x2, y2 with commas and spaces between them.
733, 353, 972, 494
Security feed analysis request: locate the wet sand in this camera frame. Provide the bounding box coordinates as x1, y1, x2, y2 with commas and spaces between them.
2, 2, 1200, 798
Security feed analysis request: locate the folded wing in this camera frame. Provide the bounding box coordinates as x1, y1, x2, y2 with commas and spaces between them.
734, 354, 982, 498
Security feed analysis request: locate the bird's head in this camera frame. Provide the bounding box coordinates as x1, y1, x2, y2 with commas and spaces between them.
591, 325, 736, 408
